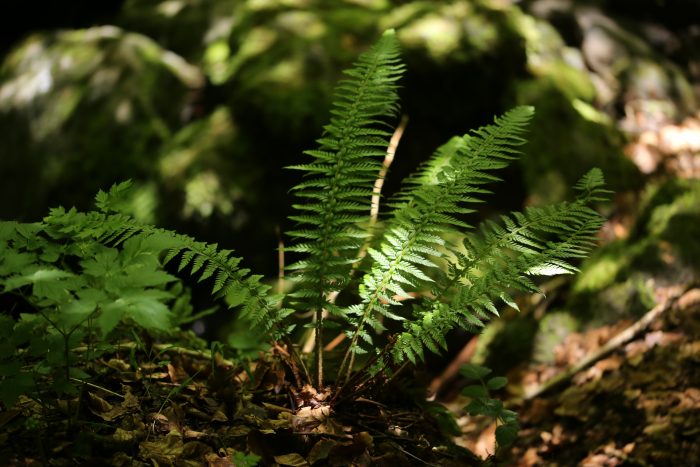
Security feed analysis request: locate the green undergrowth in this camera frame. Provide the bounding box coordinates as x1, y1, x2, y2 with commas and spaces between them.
0, 30, 609, 463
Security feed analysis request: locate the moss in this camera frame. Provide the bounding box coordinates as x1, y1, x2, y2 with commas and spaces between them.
513, 81, 642, 203
476, 317, 539, 376
637, 179, 700, 268
568, 179, 700, 325
533, 311, 580, 364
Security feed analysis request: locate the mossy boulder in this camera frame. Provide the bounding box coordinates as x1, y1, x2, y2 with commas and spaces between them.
570, 178, 700, 324
0, 27, 203, 221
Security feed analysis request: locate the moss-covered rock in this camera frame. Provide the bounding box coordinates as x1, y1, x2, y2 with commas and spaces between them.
570, 178, 700, 324
0, 26, 203, 221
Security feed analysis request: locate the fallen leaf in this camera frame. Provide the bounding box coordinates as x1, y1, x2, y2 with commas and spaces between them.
139, 432, 184, 464
274, 453, 310, 466
308, 439, 337, 465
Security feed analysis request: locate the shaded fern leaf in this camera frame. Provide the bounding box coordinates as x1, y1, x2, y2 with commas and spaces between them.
43, 204, 290, 338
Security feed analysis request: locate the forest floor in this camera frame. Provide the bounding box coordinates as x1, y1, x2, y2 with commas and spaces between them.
0, 333, 483, 466
3, 283, 698, 466
452, 283, 700, 466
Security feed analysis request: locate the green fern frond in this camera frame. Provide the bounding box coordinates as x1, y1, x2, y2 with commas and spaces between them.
42, 203, 289, 338
286, 30, 405, 386
391, 168, 607, 363
343, 107, 535, 359
287, 30, 405, 314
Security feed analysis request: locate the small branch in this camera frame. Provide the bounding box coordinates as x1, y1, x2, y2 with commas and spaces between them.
70, 378, 125, 399
369, 115, 408, 227
73, 342, 237, 367
427, 335, 479, 399
316, 308, 324, 388
324, 332, 346, 352
523, 287, 687, 400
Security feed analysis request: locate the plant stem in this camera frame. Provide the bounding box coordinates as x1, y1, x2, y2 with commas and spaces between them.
315, 309, 323, 388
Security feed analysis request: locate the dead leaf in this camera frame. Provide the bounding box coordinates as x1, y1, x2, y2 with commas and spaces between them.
678, 288, 700, 311
274, 453, 310, 466
308, 439, 337, 465
168, 362, 189, 384
205, 451, 234, 467
139, 432, 184, 464
87, 392, 131, 422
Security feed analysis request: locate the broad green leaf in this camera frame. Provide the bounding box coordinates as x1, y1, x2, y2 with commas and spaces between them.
495, 422, 519, 447
0, 372, 35, 407
462, 384, 489, 399
460, 363, 492, 380
122, 293, 172, 331
58, 298, 98, 328
487, 376, 508, 390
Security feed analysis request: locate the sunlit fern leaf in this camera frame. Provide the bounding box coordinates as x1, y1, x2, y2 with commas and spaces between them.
391, 168, 607, 363
287, 29, 405, 316
346, 107, 536, 357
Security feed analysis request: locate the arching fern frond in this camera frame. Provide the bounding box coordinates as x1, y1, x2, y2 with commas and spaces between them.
392, 168, 608, 363
42, 195, 290, 339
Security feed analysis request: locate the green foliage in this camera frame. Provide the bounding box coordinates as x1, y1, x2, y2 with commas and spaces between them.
0, 181, 290, 405
460, 364, 519, 450
0, 31, 607, 422
287, 29, 404, 315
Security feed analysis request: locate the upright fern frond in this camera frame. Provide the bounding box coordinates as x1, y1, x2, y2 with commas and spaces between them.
341, 107, 535, 367
287, 30, 405, 385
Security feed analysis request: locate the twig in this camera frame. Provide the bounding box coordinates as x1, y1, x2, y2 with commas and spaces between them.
369, 114, 408, 227
73, 342, 237, 367
523, 287, 687, 400
427, 335, 479, 399
276, 225, 285, 295
70, 378, 125, 399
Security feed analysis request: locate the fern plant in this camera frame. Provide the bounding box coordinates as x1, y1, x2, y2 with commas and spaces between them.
0, 30, 607, 412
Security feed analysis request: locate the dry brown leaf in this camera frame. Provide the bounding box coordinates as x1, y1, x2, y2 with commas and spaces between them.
274, 453, 310, 467
139, 432, 184, 464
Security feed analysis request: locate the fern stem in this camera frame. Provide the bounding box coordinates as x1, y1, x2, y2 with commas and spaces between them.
309, 45, 393, 389
315, 310, 324, 387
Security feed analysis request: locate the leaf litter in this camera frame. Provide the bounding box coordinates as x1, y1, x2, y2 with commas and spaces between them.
0, 334, 480, 466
